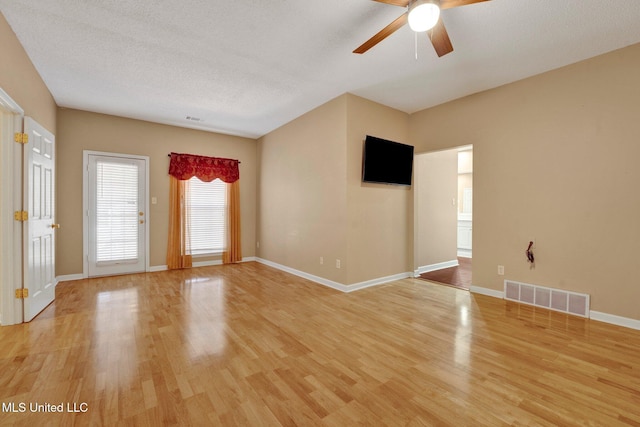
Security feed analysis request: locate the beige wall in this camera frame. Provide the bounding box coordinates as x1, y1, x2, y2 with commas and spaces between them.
409, 43, 640, 320
257, 94, 412, 286
414, 149, 458, 270
257, 96, 349, 283
345, 94, 411, 284
56, 108, 257, 275
0, 13, 56, 132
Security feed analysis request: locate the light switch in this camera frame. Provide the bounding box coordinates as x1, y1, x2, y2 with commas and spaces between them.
151, 196, 157, 205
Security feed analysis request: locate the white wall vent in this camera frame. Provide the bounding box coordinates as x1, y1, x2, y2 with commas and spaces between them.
504, 280, 590, 318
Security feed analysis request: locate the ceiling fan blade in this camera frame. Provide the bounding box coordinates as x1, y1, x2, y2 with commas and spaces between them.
440, 0, 490, 10
427, 18, 453, 57
370, 0, 410, 6
353, 12, 408, 54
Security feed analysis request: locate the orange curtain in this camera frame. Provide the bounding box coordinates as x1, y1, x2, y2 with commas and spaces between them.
167, 153, 241, 268
166, 176, 193, 269
223, 179, 242, 264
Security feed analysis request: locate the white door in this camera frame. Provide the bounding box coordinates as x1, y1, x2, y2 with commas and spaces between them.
87, 154, 147, 277
23, 117, 56, 322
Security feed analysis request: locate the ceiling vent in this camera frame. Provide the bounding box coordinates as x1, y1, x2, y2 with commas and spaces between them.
186, 116, 202, 122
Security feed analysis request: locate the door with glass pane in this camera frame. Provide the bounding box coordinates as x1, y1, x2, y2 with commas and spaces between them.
87, 154, 147, 277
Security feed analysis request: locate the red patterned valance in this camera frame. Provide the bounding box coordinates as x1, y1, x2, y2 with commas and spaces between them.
168, 152, 239, 183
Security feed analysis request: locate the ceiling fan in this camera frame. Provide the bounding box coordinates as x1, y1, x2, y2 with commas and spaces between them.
354, 0, 490, 57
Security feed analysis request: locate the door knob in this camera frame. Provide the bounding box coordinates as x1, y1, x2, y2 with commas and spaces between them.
50, 224, 61, 229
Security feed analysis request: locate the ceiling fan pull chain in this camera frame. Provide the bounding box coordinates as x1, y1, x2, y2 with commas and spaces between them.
415, 31, 418, 60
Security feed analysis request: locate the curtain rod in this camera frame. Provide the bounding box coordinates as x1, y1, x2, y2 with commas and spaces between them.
167, 154, 240, 163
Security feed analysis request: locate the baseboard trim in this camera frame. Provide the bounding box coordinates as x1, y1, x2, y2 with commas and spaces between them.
150, 257, 257, 273
471, 285, 640, 331
590, 311, 640, 331
469, 285, 504, 299
457, 250, 472, 258
193, 259, 222, 268
414, 259, 459, 276
256, 258, 346, 291
56, 273, 84, 282
255, 258, 411, 293
71, 257, 257, 276
346, 272, 414, 293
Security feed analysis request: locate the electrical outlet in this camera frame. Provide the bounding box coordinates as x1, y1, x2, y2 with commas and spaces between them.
320, 257, 323, 265
256, 241, 260, 248
336, 259, 341, 269
498, 265, 504, 275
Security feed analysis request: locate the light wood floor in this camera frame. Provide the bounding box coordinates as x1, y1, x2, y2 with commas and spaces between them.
1, 262, 640, 426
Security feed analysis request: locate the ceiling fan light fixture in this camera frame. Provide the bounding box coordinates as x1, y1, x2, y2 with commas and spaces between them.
408, 0, 441, 32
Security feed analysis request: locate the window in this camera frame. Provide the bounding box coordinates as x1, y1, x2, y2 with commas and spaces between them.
187, 177, 227, 255
95, 160, 140, 262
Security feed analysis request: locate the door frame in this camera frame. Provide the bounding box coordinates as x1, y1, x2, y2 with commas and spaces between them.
0, 87, 25, 326
413, 145, 474, 279
82, 150, 150, 278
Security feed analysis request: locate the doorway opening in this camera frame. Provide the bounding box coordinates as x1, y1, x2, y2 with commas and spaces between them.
1, 88, 59, 324
414, 145, 472, 290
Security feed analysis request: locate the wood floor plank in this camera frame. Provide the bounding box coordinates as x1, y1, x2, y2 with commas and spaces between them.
1, 261, 640, 426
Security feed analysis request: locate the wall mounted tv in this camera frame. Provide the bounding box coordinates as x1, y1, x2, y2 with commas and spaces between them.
362, 135, 414, 186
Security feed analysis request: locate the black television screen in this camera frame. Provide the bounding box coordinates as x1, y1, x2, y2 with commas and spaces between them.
362, 135, 414, 186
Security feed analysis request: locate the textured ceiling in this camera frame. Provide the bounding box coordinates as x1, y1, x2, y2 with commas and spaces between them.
2, 1, 640, 138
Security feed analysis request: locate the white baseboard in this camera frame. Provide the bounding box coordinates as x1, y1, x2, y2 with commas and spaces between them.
471, 285, 640, 331
150, 257, 256, 273
255, 258, 346, 291
255, 258, 411, 293
590, 311, 640, 331
56, 273, 84, 282
66, 256, 255, 277
457, 249, 472, 258
414, 259, 458, 276
346, 271, 414, 293
193, 259, 222, 268
469, 285, 504, 299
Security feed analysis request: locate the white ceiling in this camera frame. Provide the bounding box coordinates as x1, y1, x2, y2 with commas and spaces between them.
2, 0, 640, 139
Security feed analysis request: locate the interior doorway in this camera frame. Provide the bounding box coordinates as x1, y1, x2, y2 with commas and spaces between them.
414, 145, 473, 290
1, 87, 59, 324
0, 88, 24, 325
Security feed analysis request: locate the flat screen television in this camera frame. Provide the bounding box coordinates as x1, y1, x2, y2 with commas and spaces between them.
362, 135, 414, 186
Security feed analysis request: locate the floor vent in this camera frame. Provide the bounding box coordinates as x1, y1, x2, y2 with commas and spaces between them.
504, 280, 590, 318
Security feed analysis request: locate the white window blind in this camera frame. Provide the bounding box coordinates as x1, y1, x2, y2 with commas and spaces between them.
95, 161, 139, 262
187, 177, 227, 255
